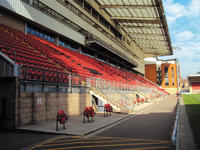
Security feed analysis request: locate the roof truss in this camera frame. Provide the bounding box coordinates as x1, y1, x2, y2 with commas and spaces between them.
95, 0, 173, 57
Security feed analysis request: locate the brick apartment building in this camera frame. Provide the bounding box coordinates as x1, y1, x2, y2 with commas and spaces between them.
145, 59, 181, 94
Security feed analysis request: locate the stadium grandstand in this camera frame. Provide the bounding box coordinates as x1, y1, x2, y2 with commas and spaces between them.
0, 0, 172, 129
188, 74, 200, 94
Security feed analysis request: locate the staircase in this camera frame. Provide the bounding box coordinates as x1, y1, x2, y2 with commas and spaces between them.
88, 78, 135, 114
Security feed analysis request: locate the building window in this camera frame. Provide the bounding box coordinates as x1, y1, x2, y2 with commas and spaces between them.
27, 26, 31, 33
164, 66, 169, 86
157, 67, 162, 85
172, 67, 174, 86
59, 40, 79, 52
27, 25, 55, 43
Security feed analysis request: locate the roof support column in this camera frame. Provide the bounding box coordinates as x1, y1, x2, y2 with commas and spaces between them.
55, 36, 59, 46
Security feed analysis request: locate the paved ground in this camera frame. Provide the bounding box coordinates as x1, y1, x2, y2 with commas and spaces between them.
27, 135, 171, 150
18, 99, 156, 136
18, 112, 132, 136
24, 95, 178, 150
98, 95, 178, 140
1, 95, 197, 150
179, 97, 197, 150
0, 97, 158, 150
0, 130, 56, 150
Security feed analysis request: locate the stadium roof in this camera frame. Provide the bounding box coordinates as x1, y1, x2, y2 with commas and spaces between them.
96, 0, 173, 57
188, 74, 200, 77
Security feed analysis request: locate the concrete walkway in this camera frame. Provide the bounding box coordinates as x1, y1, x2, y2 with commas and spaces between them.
18, 112, 131, 135
97, 95, 178, 141
16, 95, 198, 150
18, 98, 162, 136
179, 97, 197, 150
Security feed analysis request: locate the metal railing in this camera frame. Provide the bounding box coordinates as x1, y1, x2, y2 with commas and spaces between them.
18, 64, 167, 112
89, 78, 134, 113
19, 65, 89, 86
0, 44, 19, 77
0, 41, 16, 62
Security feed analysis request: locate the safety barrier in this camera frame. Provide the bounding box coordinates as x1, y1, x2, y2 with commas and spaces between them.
171, 96, 180, 150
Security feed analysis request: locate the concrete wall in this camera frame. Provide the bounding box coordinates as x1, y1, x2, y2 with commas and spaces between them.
0, 10, 25, 32
0, 0, 85, 44
0, 77, 91, 128
16, 91, 91, 127
39, 0, 144, 72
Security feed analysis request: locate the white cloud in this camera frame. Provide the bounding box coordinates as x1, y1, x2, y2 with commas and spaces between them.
165, 3, 186, 16
162, 0, 200, 78
164, 0, 200, 24
180, 62, 200, 78
175, 42, 200, 78
159, 40, 200, 78
164, 0, 186, 23
187, 0, 200, 17
175, 31, 194, 42
166, 16, 177, 24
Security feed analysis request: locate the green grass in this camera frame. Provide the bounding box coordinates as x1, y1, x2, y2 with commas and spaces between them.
183, 94, 200, 149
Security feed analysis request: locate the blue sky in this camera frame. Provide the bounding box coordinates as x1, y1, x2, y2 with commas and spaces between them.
159, 0, 200, 79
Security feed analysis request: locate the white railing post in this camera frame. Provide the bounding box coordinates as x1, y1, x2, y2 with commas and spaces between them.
69, 74, 71, 86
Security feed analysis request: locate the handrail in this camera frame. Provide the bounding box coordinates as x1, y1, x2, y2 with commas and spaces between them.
91, 98, 98, 112
95, 78, 131, 99
90, 77, 133, 112
90, 87, 129, 113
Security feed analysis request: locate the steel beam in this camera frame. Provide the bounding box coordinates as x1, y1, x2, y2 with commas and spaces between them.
120, 24, 163, 29
111, 16, 160, 22
99, 5, 157, 9
127, 32, 164, 36
136, 40, 168, 45
133, 38, 167, 42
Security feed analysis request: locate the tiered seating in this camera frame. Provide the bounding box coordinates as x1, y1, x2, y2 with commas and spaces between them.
35, 34, 164, 94
56, 46, 131, 83
0, 24, 66, 82
15, 31, 104, 78
0, 25, 63, 70
191, 83, 200, 91
0, 23, 167, 96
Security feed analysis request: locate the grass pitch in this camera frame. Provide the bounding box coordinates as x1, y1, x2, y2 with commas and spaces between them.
183, 94, 200, 149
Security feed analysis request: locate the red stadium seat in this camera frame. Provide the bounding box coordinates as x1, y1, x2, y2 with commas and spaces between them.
0, 23, 168, 95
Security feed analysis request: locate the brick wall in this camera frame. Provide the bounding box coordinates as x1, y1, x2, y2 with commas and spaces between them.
145, 64, 157, 84
161, 63, 178, 89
